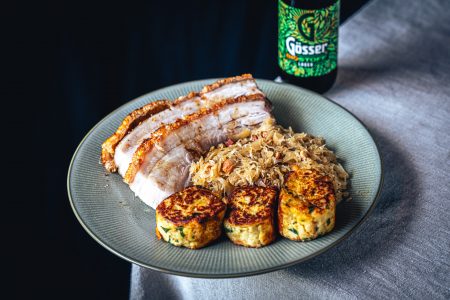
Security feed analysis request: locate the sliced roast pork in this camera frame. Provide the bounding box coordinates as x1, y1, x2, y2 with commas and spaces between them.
101, 100, 169, 172
101, 74, 264, 175
101, 74, 271, 208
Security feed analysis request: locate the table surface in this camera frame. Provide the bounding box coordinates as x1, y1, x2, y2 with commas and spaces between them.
130, 0, 450, 298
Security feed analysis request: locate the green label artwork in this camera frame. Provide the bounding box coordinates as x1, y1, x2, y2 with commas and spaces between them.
278, 0, 339, 77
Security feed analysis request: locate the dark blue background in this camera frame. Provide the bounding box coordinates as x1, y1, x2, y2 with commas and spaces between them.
13, 0, 368, 298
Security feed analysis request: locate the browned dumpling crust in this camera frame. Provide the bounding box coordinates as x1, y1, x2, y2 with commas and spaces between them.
224, 186, 278, 248
156, 186, 226, 249
278, 167, 336, 241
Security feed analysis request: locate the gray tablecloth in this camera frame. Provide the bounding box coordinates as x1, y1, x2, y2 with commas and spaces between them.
130, 0, 450, 298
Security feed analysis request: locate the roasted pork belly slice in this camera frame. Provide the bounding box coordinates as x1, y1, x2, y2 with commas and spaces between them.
114, 93, 203, 176
130, 146, 198, 208
201, 74, 264, 101
101, 100, 170, 172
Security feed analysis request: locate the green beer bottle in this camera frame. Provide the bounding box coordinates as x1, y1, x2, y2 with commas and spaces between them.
278, 0, 340, 93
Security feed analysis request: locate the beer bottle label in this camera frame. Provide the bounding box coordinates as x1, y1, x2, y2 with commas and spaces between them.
278, 0, 339, 77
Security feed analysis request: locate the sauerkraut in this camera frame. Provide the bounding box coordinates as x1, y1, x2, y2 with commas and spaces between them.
189, 118, 349, 203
